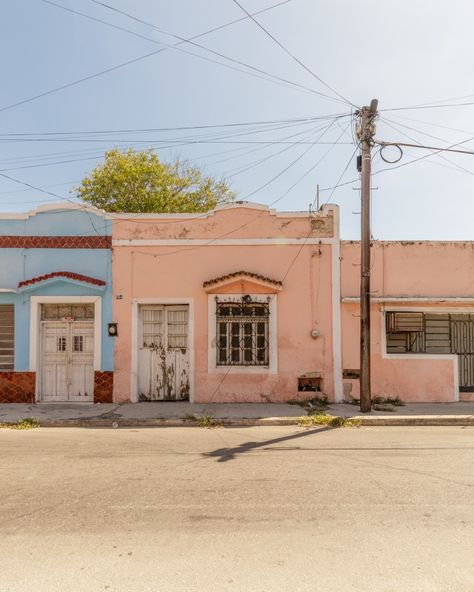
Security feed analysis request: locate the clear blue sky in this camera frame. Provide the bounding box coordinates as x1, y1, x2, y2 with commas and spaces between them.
1, 0, 473, 239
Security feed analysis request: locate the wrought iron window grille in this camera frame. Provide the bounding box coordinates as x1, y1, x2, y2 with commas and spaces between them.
216, 297, 270, 366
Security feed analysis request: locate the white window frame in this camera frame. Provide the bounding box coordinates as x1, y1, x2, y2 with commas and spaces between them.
208, 294, 278, 374
380, 306, 467, 401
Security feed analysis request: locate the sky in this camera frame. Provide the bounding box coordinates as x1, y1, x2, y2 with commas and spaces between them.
1, 0, 474, 239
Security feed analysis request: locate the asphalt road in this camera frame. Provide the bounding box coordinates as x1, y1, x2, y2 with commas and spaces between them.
0, 425, 473, 592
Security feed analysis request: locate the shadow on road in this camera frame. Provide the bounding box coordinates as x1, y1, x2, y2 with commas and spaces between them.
203, 426, 333, 462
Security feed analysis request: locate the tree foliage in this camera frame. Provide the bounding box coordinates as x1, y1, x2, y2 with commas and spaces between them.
75, 148, 234, 213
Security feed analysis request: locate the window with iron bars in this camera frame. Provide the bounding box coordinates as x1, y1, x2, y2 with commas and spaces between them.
216, 298, 270, 366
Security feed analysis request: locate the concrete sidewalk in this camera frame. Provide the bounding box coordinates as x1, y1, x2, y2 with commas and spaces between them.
1, 401, 474, 427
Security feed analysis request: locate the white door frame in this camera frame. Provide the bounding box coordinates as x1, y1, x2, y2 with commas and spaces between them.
40, 320, 95, 402
131, 298, 194, 403
29, 296, 102, 402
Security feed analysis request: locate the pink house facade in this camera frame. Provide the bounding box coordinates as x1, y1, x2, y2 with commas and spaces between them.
341, 241, 474, 403
111, 204, 474, 405
111, 203, 343, 403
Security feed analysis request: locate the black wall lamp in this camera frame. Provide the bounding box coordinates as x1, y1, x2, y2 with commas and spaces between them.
108, 323, 118, 337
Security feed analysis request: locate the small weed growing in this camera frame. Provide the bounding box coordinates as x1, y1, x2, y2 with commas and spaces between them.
297, 414, 360, 428
0, 418, 40, 430
195, 414, 221, 428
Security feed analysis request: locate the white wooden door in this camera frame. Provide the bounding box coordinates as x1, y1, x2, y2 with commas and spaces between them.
138, 305, 190, 401
40, 321, 94, 402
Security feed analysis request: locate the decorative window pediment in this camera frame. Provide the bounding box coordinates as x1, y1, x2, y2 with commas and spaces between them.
18, 272, 106, 293
203, 271, 282, 294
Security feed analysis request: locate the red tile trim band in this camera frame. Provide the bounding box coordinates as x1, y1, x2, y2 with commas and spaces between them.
0, 236, 111, 249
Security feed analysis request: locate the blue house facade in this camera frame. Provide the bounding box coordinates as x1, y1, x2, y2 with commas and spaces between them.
0, 204, 113, 403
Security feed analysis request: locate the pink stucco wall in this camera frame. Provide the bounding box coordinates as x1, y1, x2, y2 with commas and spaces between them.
341, 242, 474, 402
112, 204, 338, 403
341, 241, 474, 298
342, 303, 457, 402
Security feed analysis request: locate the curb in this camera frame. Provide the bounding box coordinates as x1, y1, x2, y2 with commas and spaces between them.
353, 415, 474, 426
2, 415, 474, 428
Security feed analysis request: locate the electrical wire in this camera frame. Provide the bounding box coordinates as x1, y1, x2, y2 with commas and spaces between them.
376, 139, 474, 157
230, 0, 356, 108
86, 0, 347, 105
320, 126, 474, 194
385, 92, 474, 110
388, 113, 474, 139
381, 101, 474, 113
44, 0, 333, 103
0, 112, 350, 137
129, 121, 353, 258
0, 120, 352, 173
0, 179, 78, 197
379, 117, 474, 176
222, 122, 336, 177
38, 0, 345, 111
237, 119, 338, 200
319, 146, 358, 208
0, 1, 329, 115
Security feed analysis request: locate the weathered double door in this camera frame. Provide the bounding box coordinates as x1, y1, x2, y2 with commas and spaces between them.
138, 305, 190, 401
40, 321, 94, 402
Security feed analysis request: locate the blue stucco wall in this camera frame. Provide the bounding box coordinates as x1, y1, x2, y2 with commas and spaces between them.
0, 206, 113, 372
0, 208, 111, 237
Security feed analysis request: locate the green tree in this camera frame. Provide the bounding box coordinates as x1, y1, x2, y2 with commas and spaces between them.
75, 148, 234, 213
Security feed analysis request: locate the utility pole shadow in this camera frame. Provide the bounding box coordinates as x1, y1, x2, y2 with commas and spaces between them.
202, 426, 334, 462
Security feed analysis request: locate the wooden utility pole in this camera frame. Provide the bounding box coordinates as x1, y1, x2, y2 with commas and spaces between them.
356, 99, 378, 413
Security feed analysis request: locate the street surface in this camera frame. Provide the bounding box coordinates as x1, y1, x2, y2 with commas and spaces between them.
0, 426, 473, 592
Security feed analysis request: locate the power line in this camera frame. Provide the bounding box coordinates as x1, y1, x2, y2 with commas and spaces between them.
270, 126, 355, 283
45, 0, 331, 102
230, 0, 356, 107
319, 146, 358, 208
379, 117, 474, 176
0, 122, 352, 173
319, 127, 474, 193
131, 125, 349, 262
239, 119, 338, 200
0, 138, 355, 146
386, 92, 474, 110
276, 120, 352, 207
0, 112, 349, 137
0, 115, 350, 146
382, 113, 474, 142
197, 122, 331, 169
0, 1, 326, 115
37, 0, 344, 114
0, 179, 78, 195
86, 0, 347, 104
0, 122, 352, 172
222, 123, 330, 177
381, 101, 474, 113
376, 139, 474, 157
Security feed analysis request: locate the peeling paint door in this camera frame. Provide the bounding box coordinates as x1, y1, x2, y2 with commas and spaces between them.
138, 305, 190, 401
40, 321, 94, 402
